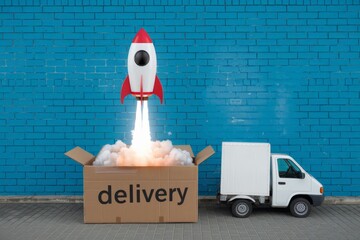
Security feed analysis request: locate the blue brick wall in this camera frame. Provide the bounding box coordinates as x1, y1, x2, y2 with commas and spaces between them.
1, 0, 359, 197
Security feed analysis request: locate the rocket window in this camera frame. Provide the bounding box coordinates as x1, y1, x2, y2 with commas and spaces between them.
134, 50, 150, 66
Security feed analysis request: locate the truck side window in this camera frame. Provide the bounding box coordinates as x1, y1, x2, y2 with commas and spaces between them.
278, 159, 302, 178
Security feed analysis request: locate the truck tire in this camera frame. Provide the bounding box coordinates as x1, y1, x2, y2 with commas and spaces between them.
290, 198, 311, 218
231, 200, 252, 218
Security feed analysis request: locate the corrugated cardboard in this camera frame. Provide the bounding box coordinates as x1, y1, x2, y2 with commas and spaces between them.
65, 145, 215, 223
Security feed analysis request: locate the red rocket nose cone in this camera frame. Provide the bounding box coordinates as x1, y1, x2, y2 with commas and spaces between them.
132, 28, 152, 43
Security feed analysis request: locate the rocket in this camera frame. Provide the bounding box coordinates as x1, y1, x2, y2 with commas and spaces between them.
120, 28, 163, 104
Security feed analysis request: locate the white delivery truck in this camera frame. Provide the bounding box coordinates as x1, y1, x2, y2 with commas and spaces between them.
219, 142, 324, 218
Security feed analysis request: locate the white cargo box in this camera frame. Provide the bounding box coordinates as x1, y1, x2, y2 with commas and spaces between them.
220, 142, 271, 196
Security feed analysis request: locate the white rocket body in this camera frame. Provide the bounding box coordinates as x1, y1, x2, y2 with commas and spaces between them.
127, 43, 157, 95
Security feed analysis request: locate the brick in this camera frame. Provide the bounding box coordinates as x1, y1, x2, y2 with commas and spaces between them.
5, 186, 25, 192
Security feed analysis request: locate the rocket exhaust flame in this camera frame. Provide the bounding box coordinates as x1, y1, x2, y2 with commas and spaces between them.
131, 100, 151, 156
142, 101, 151, 143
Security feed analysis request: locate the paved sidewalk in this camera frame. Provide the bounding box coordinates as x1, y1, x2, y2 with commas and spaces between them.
0, 203, 359, 240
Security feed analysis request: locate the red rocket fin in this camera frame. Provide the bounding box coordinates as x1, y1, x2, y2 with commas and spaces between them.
120, 75, 131, 104
153, 75, 163, 104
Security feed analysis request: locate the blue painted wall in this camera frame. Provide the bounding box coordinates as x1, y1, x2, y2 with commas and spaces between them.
1, 0, 359, 196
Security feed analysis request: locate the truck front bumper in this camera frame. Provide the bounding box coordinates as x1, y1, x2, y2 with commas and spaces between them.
310, 194, 324, 206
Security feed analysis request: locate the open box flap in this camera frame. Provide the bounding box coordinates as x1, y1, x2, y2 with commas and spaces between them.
175, 145, 194, 158
195, 146, 215, 165
65, 146, 95, 166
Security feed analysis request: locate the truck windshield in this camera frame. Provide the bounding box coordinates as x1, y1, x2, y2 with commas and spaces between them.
278, 158, 302, 178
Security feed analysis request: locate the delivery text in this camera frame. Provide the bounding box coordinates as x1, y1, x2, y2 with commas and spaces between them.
98, 185, 189, 205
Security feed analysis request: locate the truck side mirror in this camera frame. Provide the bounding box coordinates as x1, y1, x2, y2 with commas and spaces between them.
301, 172, 305, 179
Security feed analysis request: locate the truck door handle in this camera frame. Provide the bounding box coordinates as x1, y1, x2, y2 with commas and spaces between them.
278, 182, 286, 185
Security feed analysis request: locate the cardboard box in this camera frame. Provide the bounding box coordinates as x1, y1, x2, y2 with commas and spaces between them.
65, 145, 215, 223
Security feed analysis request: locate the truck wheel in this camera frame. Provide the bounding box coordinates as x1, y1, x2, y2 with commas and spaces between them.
231, 200, 252, 218
290, 198, 311, 218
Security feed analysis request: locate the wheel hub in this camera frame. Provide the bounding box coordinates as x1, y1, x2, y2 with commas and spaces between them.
295, 202, 307, 214
237, 204, 248, 214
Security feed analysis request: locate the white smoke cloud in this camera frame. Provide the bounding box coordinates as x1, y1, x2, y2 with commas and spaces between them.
93, 140, 194, 167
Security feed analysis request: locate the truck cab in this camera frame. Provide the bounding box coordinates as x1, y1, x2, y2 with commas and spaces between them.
271, 154, 324, 217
